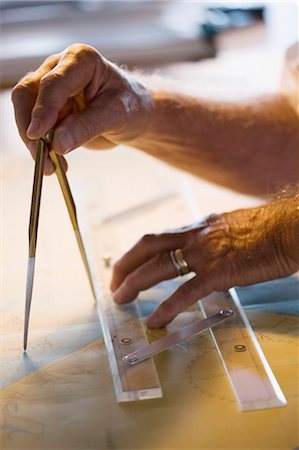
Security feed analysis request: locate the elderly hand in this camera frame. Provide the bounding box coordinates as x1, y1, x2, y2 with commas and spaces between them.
11, 44, 153, 175
111, 196, 299, 328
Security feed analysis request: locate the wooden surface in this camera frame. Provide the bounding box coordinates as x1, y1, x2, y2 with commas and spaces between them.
1, 49, 298, 450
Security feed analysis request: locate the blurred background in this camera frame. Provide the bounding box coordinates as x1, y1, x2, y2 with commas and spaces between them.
0, 1, 298, 88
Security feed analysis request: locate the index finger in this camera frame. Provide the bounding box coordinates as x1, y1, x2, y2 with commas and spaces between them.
146, 274, 215, 328
11, 55, 60, 174
26, 45, 105, 140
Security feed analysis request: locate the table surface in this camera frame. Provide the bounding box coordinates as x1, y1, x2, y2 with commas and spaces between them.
1, 48, 298, 450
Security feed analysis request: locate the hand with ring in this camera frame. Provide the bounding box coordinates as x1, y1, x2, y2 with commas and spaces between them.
111, 198, 299, 328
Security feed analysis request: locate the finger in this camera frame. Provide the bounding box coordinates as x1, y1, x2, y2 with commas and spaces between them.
113, 252, 179, 304
26, 46, 103, 140
51, 89, 128, 154
146, 274, 215, 328
51, 103, 108, 154
12, 59, 59, 174
110, 232, 190, 292
55, 155, 68, 174
12, 56, 59, 149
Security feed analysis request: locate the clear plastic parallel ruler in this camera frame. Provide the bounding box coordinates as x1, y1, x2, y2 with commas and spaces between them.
90, 194, 181, 402
90, 188, 287, 409
199, 290, 287, 411
94, 255, 162, 402
182, 182, 287, 411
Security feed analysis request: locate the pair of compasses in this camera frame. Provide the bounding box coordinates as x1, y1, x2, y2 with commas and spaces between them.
24, 130, 96, 351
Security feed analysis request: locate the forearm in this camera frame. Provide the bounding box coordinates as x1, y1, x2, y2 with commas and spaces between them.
274, 192, 299, 272
131, 92, 299, 195
14, 44, 299, 190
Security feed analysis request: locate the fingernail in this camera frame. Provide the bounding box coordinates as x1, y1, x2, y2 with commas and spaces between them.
55, 128, 74, 153
146, 315, 161, 328
27, 119, 41, 138
113, 289, 123, 304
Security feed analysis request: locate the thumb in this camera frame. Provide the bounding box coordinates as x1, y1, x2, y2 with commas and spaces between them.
52, 99, 114, 154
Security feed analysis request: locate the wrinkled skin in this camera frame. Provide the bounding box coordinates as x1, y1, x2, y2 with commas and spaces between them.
11, 44, 153, 174
11, 43, 299, 328
111, 199, 299, 327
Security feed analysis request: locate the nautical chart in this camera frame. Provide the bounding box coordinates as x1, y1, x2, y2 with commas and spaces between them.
1, 169, 298, 449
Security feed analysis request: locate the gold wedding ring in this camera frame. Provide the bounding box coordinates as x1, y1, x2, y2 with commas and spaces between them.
170, 249, 190, 276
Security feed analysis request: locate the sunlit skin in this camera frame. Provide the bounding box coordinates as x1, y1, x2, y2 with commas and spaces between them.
12, 44, 299, 327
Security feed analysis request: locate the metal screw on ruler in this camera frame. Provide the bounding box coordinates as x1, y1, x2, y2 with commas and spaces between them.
220, 309, 233, 317
121, 337, 132, 344
234, 344, 247, 352
127, 355, 138, 363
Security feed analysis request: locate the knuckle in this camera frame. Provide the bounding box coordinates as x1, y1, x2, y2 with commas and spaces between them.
11, 78, 35, 102
66, 43, 100, 63
68, 43, 90, 53
40, 71, 63, 89
11, 84, 22, 102
43, 53, 59, 66
140, 233, 156, 247
17, 71, 35, 84
81, 45, 99, 62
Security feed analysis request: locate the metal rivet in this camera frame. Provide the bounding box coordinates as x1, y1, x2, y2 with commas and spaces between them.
234, 344, 247, 352
127, 355, 138, 363
221, 309, 233, 317
120, 337, 132, 344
